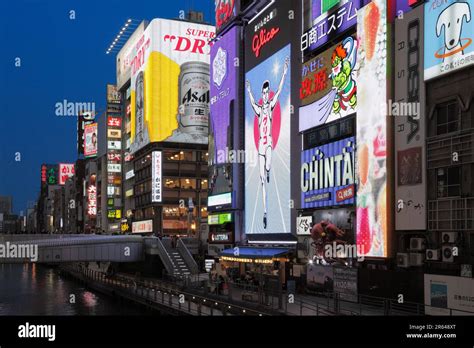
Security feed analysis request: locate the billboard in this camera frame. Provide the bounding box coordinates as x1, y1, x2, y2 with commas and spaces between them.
59, 163, 75, 185
210, 26, 239, 166
84, 123, 98, 158
77, 111, 95, 155
424, 0, 474, 80
132, 220, 153, 233
425, 274, 474, 315
244, 0, 295, 234
151, 151, 162, 203
394, 5, 426, 230
301, 137, 355, 208
302, 0, 368, 54
216, 0, 239, 32
116, 21, 147, 89
130, 19, 215, 153
41, 164, 58, 186
299, 34, 358, 132
244, 46, 291, 233
107, 84, 122, 104
356, 0, 388, 257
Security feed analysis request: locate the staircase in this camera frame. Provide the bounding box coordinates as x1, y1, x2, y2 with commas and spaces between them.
160, 237, 199, 278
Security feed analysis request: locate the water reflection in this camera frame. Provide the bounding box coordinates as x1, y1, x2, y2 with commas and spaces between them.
0, 264, 148, 315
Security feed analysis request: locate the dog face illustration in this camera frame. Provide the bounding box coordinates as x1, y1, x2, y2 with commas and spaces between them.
436, 2, 471, 51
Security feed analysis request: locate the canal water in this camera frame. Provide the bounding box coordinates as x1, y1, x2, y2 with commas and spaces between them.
0, 264, 149, 315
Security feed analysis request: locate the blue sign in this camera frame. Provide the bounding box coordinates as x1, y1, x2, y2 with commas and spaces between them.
302, 0, 369, 54
301, 137, 355, 208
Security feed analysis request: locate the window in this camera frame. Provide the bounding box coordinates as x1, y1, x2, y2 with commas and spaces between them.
163, 150, 194, 161
436, 101, 459, 135
164, 178, 180, 189
437, 167, 461, 198
180, 178, 196, 190
201, 179, 208, 190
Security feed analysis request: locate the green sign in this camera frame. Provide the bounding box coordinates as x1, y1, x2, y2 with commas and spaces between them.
208, 213, 232, 225
322, 0, 339, 12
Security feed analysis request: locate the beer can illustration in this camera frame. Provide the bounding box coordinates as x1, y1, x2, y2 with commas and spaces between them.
135, 71, 145, 144
177, 62, 210, 136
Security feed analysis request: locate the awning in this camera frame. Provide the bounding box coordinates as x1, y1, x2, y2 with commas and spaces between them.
219, 247, 290, 264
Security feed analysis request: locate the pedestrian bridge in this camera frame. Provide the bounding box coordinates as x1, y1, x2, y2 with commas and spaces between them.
0, 234, 200, 277
0, 234, 144, 263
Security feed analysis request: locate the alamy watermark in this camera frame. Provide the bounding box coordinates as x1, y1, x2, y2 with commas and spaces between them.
55, 99, 95, 116
381, 100, 421, 119
324, 242, 365, 262
0, 242, 38, 262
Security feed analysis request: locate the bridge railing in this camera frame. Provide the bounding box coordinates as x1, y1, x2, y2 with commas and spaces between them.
61, 265, 269, 316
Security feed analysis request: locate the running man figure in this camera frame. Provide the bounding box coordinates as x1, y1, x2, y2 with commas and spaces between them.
246, 57, 289, 229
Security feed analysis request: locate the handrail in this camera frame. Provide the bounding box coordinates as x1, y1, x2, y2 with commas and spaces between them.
177, 238, 199, 275
152, 238, 175, 276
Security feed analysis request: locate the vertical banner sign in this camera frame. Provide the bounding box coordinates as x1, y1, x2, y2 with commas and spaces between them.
424, 0, 474, 81
244, 0, 293, 234
210, 26, 239, 166
130, 19, 215, 153
356, 0, 388, 257
84, 123, 98, 158
394, 5, 426, 230
151, 151, 162, 203
87, 183, 97, 217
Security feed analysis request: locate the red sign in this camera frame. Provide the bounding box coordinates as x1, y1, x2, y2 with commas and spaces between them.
108, 153, 122, 162
216, 0, 235, 30
336, 185, 355, 203
107, 117, 122, 128
59, 163, 75, 185
41, 165, 47, 183
252, 27, 280, 58
300, 68, 328, 100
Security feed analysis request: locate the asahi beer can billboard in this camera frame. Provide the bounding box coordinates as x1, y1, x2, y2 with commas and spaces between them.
130, 19, 215, 154
394, 5, 426, 231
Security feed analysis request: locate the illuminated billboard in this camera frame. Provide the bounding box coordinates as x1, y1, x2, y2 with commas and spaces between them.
394, 5, 427, 230
116, 21, 146, 89
424, 0, 474, 80
244, 45, 291, 233
299, 34, 358, 132
107, 84, 122, 104
210, 26, 239, 166
302, 0, 368, 54
301, 137, 355, 208
84, 123, 98, 158
87, 178, 97, 217
356, 0, 388, 257
41, 164, 58, 186
216, 0, 238, 32
244, 0, 295, 234
130, 19, 215, 153
59, 163, 75, 185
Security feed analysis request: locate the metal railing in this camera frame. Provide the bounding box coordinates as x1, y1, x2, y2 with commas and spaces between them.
60, 265, 269, 317
177, 238, 199, 274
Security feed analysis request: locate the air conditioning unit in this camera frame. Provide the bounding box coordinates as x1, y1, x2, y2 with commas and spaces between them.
409, 253, 424, 266
410, 238, 426, 251
442, 232, 458, 244
442, 245, 455, 263
426, 249, 441, 261
397, 253, 409, 268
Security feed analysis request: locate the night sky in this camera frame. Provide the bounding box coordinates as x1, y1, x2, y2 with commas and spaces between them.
0, 0, 214, 214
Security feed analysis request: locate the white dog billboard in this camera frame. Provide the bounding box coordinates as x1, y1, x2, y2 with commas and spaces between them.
424, 0, 473, 80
